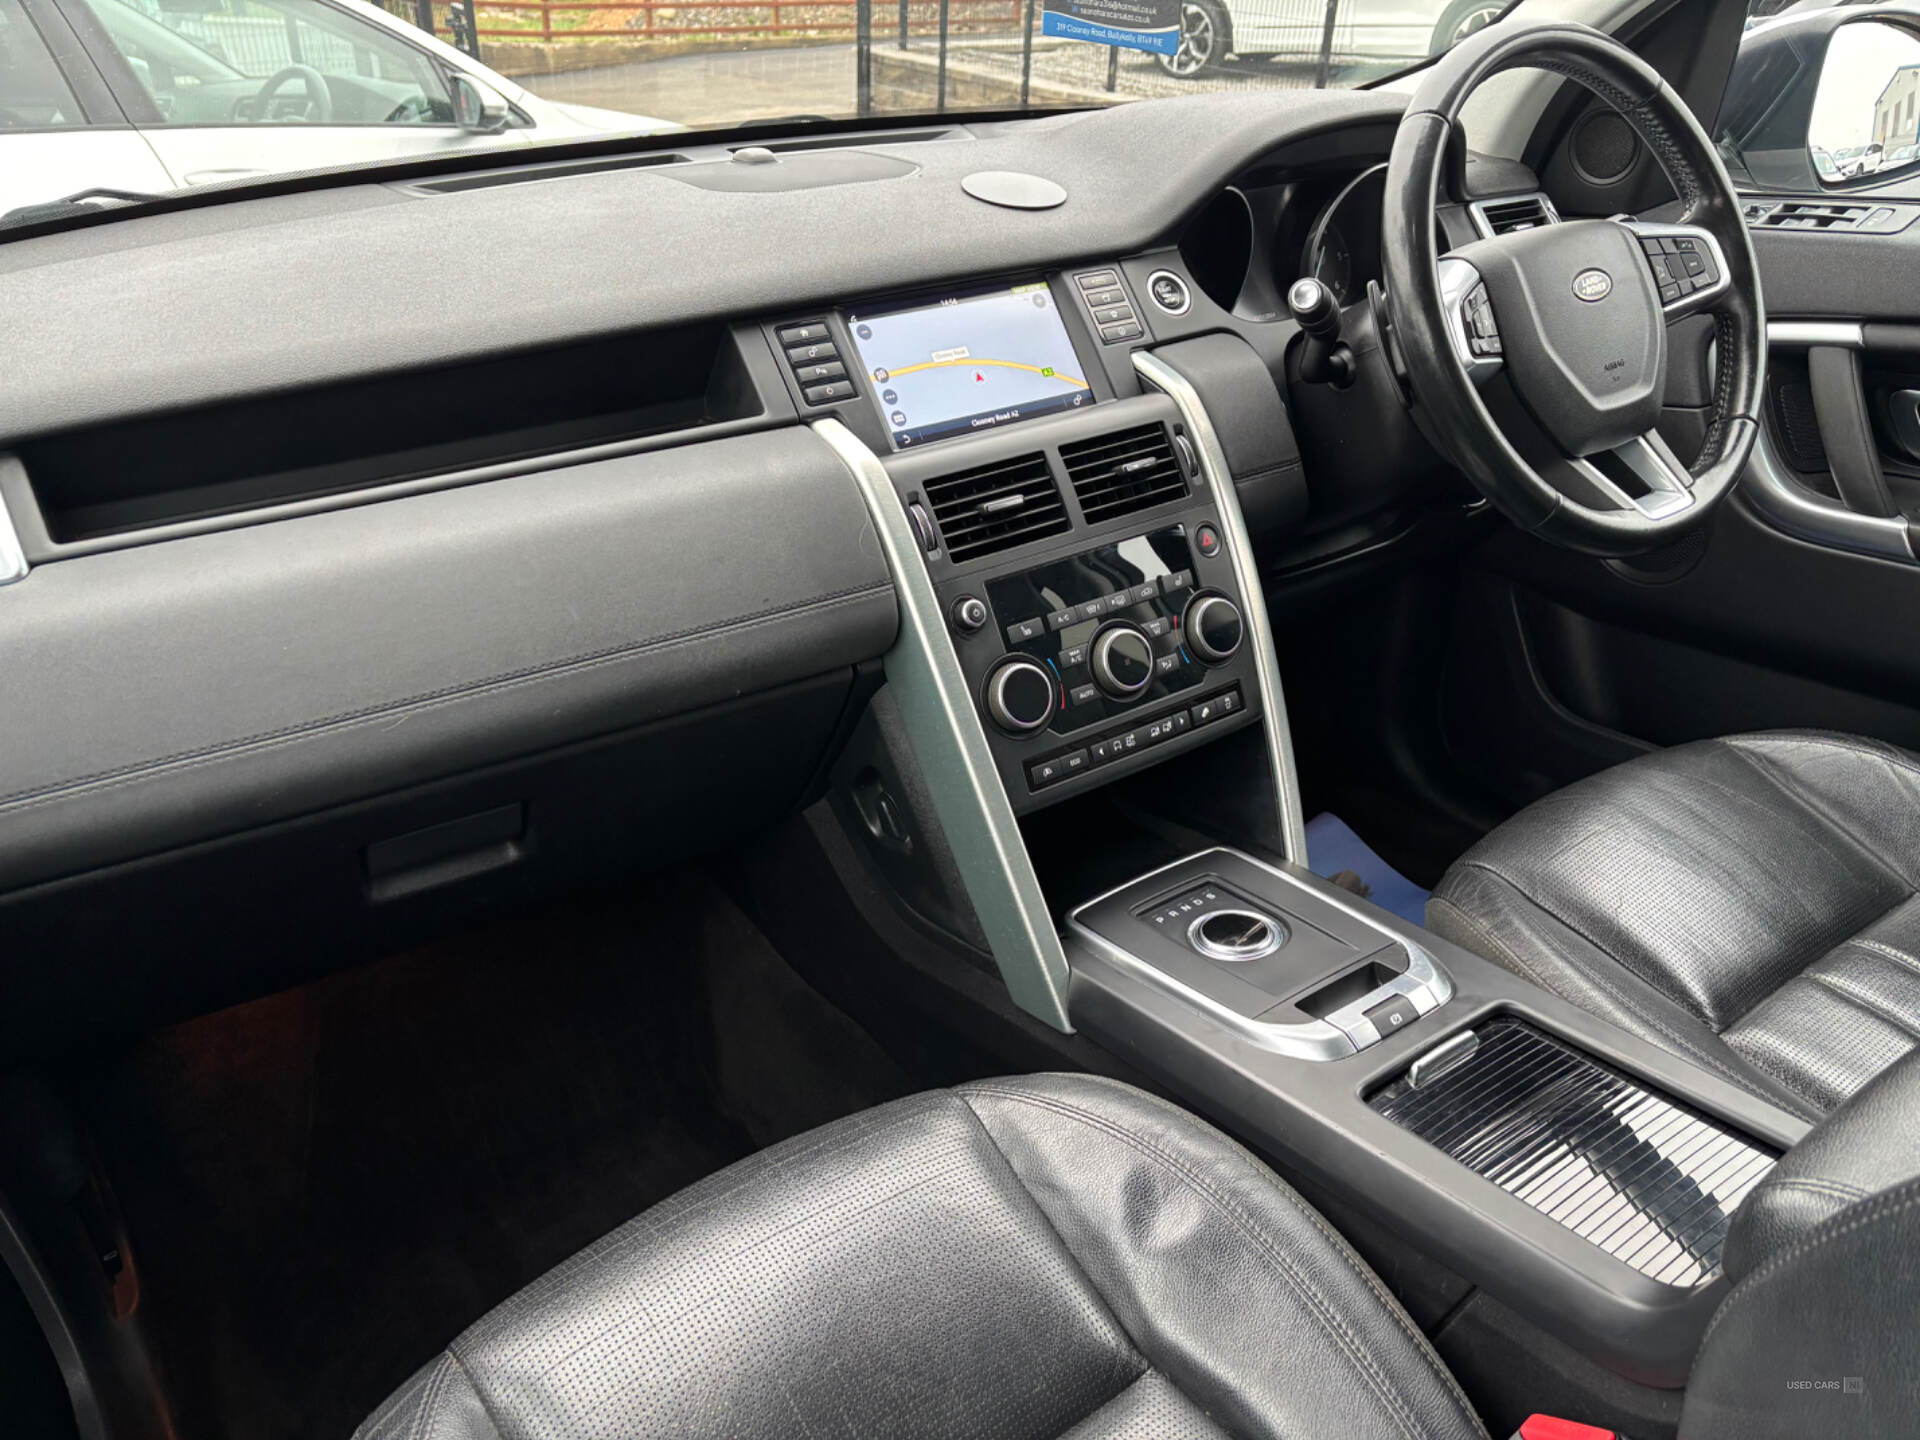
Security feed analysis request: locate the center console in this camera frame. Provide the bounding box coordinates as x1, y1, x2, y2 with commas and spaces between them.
806, 251, 1812, 1406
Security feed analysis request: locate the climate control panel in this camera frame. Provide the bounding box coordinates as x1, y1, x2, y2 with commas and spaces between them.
937, 521, 1261, 810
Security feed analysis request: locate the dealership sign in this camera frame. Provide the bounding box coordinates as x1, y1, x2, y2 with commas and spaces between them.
1041, 0, 1180, 56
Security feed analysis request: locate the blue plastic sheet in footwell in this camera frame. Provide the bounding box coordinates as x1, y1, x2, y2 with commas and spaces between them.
1303, 812, 1430, 927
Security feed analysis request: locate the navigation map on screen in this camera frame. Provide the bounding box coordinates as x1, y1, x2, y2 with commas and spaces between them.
848, 283, 1093, 447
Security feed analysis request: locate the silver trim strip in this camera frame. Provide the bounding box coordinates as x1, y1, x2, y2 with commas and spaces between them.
1766, 320, 1865, 349
1740, 415, 1914, 562
1132, 351, 1310, 861
1067, 846, 1454, 1061
812, 418, 1074, 1030
1467, 191, 1562, 241
1568, 433, 1695, 521
0, 485, 27, 587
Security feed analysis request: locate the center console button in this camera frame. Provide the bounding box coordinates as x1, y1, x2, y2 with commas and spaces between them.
1362, 993, 1419, 1040
1194, 524, 1222, 558
1183, 594, 1244, 664
950, 595, 987, 634
1059, 643, 1088, 667
1046, 606, 1078, 631
1091, 623, 1155, 699
1005, 616, 1045, 645
985, 657, 1057, 737
1159, 568, 1194, 594
1142, 615, 1170, 639
1069, 682, 1100, 707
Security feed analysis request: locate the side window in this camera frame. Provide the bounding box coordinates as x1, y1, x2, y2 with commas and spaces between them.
71, 0, 452, 124
0, 0, 92, 127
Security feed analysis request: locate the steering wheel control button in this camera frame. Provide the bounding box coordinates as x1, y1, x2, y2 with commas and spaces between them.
1190, 688, 1243, 727
1193, 524, 1222, 559
1005, 616, 1045, 645
1362, 993, 1420, 1040
1148, 270, 1193, 316
1638, 233, 1719, 304
1189, 908, 1284, 963
1092, 624, 1155, 699
1462, 283, 1502, 357
950, 595, 988, 634
1027, 748, 1088, 790
985, 658, 1056, 737
1183, 594, 1244, 664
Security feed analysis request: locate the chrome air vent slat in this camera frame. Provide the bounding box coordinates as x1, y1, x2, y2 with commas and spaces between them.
923, 451, 1069, 562
1470, 193, 1558, 237
1061, 423, 1185, 525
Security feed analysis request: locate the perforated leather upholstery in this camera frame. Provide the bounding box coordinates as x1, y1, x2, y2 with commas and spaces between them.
1429, 731, 1920, 1119
354, 1073, 1488, 1440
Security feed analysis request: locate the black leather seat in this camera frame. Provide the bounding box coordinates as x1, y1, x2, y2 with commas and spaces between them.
352, 1073, 1488, 1440
1428, 730, 1920, 1120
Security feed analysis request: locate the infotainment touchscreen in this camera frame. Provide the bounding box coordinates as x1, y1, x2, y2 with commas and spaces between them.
846, 282, 1093, 447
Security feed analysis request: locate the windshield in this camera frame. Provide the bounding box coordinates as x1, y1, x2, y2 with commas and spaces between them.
1, 0, 1516, 218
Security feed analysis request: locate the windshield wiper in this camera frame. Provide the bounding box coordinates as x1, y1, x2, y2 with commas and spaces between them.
0, 187, 170, 231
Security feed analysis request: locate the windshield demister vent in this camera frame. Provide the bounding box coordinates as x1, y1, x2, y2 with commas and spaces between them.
1061, 423, 1186, 524
924, 452, 1068, 562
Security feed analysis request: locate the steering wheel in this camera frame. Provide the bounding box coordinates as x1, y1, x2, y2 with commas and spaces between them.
1382, 22, 1763, 555
249, 65, 332, 124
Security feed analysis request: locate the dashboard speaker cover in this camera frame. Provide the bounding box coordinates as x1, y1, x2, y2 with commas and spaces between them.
1572, 110, 1639, 185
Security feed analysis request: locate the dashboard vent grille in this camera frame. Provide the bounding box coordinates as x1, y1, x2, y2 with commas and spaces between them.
924, 452, 1069, 562
1476, 194, 1555, 235
1061, 423, 1186, 524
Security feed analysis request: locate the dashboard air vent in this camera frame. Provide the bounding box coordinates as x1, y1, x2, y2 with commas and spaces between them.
1475, 194, 1555, 235
1061, 423, 1186, 524
923, 452, 1069, 562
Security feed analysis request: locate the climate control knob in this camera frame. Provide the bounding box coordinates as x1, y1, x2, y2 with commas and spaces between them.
984, 657, 1057, 738
1184, 594, 1244, 664
1091, 623, 1155, 700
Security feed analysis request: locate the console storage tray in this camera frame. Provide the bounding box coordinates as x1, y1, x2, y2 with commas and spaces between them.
1370, 1017, 1777, 1287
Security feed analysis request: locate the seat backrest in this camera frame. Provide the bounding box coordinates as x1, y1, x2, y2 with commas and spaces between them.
1680, 1048, 1920, 1438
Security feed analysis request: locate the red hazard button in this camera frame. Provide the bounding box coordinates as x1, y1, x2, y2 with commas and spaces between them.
1194, 523, 1221, 558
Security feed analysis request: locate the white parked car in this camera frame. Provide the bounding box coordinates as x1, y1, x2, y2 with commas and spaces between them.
0, 0, 676, 216
1158, 0, 1505, 78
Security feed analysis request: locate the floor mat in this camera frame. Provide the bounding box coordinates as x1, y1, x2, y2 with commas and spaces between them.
1304, 811, 1432, 927
61, 869, 910, 1440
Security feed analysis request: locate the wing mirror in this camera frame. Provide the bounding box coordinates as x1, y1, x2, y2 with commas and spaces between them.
450, 74, 510, 135
1807, 18, 1920, 187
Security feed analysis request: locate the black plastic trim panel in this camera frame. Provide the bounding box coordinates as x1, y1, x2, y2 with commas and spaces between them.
0, 427, 895, 892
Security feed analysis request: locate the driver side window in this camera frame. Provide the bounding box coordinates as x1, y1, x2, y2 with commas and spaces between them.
71, 0, 453, 124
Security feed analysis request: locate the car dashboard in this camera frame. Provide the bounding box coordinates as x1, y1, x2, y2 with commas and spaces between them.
0, 87, 1532, 1053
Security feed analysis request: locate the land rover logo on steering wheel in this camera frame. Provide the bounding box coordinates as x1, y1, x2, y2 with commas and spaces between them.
1572, 268, 1613, 302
